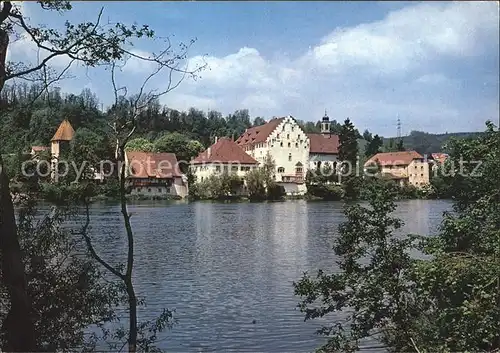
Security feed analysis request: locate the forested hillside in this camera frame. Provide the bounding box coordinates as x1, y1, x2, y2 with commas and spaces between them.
1, 83, 479, 156
384, 131, 483, 155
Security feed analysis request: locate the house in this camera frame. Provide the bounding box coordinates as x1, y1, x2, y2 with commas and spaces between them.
307, 112, 339, 172
30, 146, 50, 158
430, 152, 449, 168
191, 137, 259, 183
236, 115, 309, 195
125, 151, 188, 197
364, 151, 431, 188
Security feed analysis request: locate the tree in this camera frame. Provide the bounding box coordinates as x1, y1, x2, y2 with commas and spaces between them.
362, 129, 372, 141
253, 116, 266, 126
365, 134, 383, 157
294, 121, 500, 352
80, 44, 204, 352
153, 132, 203, 162
0, 2, 180, 349
70, 127, 111, 181
0, 195, 121, 351
245, 168, 266, 201
125, 138, 155, 152
338, 118, 359, 198
396, 138, 405, 151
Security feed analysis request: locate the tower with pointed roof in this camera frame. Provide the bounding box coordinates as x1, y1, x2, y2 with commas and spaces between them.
321, 110, 331, 134
50, 119, 75, 180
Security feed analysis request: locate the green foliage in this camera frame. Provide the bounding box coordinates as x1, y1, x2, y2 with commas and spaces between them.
124, 138, 154, 152
153, 132, 203, 162
245, 168, 267, 201
193, 172, 243, 200
396, 138, 405, 151
295, 122, 500, 352
364, 134, 383, 157
338, 119, 360, 199
305, 164, 343, 200
0, 196, 121, 351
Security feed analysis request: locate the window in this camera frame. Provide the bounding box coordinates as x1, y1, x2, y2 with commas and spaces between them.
288, 142, 291, 147
291, 127, 294, 132
232, 166, 238, 172
215, 166, 221, 172
158, 188, 162, 193
280, 142, 283, 147
295, 143, 298, 148
415, 165, 417, 169
137, 188, 142, 193
278, 167, 285, 173
288, 153, 292, 161
421, 166, 424, 169
148, 188, 151, 193
287, 134, 290, 139
421, 174, 424, 177
296, 167, 303, 173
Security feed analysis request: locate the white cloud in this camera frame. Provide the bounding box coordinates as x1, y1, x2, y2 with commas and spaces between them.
122, 49, 157, 74
161, 93, 217, 112
164, 1, 498, 135
307, 1, 498, 75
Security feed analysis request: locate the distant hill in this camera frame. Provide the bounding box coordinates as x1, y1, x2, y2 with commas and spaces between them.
382, 131, 483, 155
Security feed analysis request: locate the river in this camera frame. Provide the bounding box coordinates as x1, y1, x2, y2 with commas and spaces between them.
85, 199, 452, 352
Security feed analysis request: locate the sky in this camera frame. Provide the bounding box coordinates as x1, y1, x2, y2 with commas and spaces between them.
9, 1, 500, 136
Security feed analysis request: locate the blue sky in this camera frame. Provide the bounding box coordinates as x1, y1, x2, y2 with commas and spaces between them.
10, 1, 500, 136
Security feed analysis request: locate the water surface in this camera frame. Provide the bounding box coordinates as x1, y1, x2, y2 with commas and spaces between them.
87, 199, 451, 352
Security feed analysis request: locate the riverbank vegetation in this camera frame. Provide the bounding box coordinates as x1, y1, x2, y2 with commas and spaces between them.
294, 121, 500, 352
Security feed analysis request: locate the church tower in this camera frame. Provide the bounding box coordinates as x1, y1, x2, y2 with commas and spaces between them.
321, 110, 331, 134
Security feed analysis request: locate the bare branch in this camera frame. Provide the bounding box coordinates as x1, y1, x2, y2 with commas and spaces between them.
79, 203, 124, 280
0, 1, 12, 24
6, 8, 104, 80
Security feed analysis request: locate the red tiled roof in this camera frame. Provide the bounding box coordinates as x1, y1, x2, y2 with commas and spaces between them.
235, 117, 285, 147
365, 151, 424, 166
431, 153, 448, 164
192, 137, 258, 165
31, 146, 49, 152
51, 120, 75, 141
125, 151, 182, 178
307, 133, 339, 154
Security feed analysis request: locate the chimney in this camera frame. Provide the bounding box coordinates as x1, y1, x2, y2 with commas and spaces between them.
207, 147, 211, 158
215, 136, 218, 143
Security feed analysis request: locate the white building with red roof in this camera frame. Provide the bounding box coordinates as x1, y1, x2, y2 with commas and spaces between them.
125, 151, 188, 197
236, 115, 310, 194
191, 137, 259, 182
307, 112, 340, 171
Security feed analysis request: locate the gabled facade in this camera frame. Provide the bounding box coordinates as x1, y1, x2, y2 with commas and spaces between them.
236, 116, 309, 194
365, 151, 431, 188
125, 151, 188, 197
191, 137, 259, 182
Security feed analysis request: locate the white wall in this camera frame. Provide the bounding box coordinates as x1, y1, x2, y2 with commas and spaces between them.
309, 153, 338, 170
191, 163, 257, 182
243, 116, 310, 182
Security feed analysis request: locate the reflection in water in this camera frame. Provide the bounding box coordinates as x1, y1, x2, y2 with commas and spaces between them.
84, 199, 451, 352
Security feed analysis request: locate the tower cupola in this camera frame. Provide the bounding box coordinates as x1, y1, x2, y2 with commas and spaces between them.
321, 109, 330, 134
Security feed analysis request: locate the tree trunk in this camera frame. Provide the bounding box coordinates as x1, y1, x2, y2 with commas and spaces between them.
0, 26, 36, 352
118, 146, 137, 353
